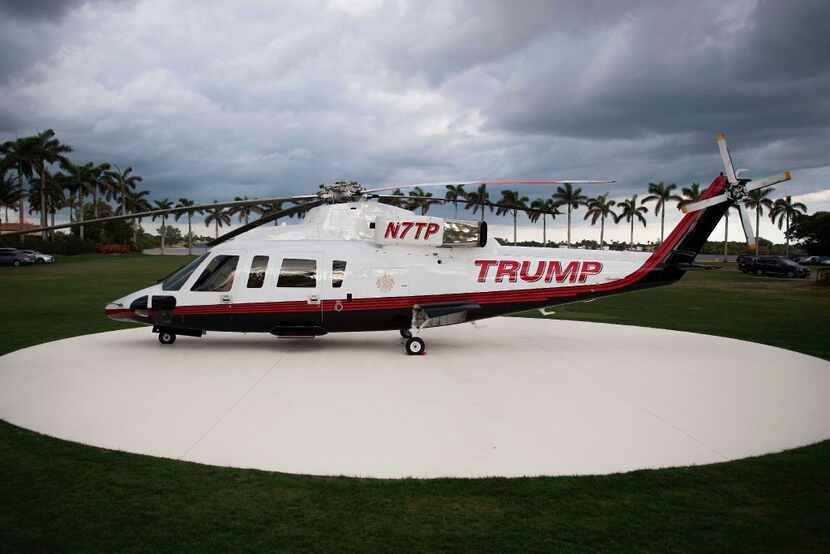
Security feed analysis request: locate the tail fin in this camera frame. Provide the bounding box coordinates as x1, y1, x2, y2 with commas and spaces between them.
634, 175, 729, 286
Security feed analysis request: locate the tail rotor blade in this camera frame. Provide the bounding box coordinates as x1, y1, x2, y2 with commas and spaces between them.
681, 194, 728, 214
717, 132, 738, 183
738, 203, 756, 246
745, 171, 791, 193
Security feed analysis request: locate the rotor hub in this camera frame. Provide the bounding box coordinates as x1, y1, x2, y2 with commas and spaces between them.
317, 181, 365, 203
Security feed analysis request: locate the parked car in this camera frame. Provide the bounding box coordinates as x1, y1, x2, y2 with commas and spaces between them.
0, 248, 35, 267
741, 255, 809, 278
797, 255, 830, 266
737, 254, 757, 273
19, 249, 55, 264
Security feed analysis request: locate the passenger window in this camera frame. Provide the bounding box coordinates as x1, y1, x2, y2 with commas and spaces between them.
332, 260, 347, 288
247, 255, 269, 288
277, 258, 317, 288
191, 255, 239, 292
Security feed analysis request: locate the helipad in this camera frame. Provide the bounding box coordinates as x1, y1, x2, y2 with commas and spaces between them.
1, 317, 828, 478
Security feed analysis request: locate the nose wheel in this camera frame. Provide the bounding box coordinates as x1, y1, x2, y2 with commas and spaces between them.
405, 336, 425, 355
158, 330, 177, 345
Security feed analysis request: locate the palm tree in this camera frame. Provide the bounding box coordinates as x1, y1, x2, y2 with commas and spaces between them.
530, 198, 558, 246
27, 168, 66, 230
496, 189, 529, 245
89, 163, 112, 218
18, 130, 72, 239
743, 188, 775, 256
552, 183, 587, 248
769, 195, 807, 257
0, 169, 22, 224
126, 189, 151, 245
175, 198, 201, 255
60, 161, 93, 239
229, 196, 261, 224
642, 182, 682, 243
583, 194, 618, 248
677, 182, 702, 211
616, 195, 649, 247
445, 185, 466, 218
152, 198, 173, 254
1, 136, 39, 242
721, 204, 740, 260
408, 187, 434, 215
465, 184, 493, 222
205, 202, 232, 239
107, 165, 143, 216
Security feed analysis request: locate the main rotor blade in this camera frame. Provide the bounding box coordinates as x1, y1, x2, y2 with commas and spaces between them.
745, 171, 791, 193
717, 132, 738, 184
207, 200, 323, 247
680, 194, 728, 214
372, 195, 562, 217
0, 195, 314, 237
364, 178, 615, 195
738, 203, 756, 246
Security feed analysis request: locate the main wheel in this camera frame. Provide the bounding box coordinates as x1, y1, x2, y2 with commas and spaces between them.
158, 330, 176, 345
405, 337, 425, 356
12, 260, 20, 267
400, 328, 412, 339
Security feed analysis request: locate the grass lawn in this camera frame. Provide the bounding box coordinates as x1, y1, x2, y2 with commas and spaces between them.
1, 254, 829, 552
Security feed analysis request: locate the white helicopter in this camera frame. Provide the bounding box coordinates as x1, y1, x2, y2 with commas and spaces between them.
9, 134, 790, 354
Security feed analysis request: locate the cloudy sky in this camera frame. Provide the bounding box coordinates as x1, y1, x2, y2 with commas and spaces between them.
2, 0, 829, 243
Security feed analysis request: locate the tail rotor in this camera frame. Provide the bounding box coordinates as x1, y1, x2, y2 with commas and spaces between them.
681, 133, 791, 247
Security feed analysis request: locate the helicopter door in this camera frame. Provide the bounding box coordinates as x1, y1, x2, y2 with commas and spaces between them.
273, 255, 324, 334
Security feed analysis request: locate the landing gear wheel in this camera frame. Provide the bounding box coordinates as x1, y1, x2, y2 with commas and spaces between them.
12, 260, 20, 267
405, 337, 425, 356
400, 328, 412, 339
158, 330, 176, 345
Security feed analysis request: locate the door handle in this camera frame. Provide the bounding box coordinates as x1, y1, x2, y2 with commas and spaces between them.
221, 294, 232, 304
307, 294, 321, 305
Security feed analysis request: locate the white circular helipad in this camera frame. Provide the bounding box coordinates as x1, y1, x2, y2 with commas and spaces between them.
1, 318, 829, 478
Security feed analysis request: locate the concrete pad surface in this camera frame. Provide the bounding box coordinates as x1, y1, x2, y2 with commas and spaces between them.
1, 318, 828, 478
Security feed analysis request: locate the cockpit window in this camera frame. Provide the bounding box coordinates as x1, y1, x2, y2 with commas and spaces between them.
332, 260, 347, 288
191, 255, 239, 292
162, 253, 209, 291
247, 255, 269, 288
277, 258, 317, 288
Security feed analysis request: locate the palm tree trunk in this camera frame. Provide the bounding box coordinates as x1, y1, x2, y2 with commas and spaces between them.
161, 216, 166, 255
567, 206, 571, 247
660, 206, 665, 243
79, 189, 85, 240
600, 215, 605, 248
40, 162, 47, 240
785, 213, 790, 257
630, 218, 634, 246
93, 186, 99, 218
18, 164, 25, 245
454, 201, 458, 219
187, 212, 192, 256
723, 211, 729, 261
513, 209, 517, 245
755, 207, 761, 256
480, 201, 484, 222
542, 215, 546, 246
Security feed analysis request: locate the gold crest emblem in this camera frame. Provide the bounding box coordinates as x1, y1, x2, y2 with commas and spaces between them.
376, 273, 395, 292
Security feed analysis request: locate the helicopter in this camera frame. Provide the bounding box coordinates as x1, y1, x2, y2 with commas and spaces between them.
6, 134, 791, 355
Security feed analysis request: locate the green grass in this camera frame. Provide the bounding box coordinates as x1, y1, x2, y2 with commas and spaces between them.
1, 255, 829, 552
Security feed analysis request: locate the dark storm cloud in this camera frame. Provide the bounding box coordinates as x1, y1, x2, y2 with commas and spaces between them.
486, 0, 830, 150
0, 0, 85, 21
